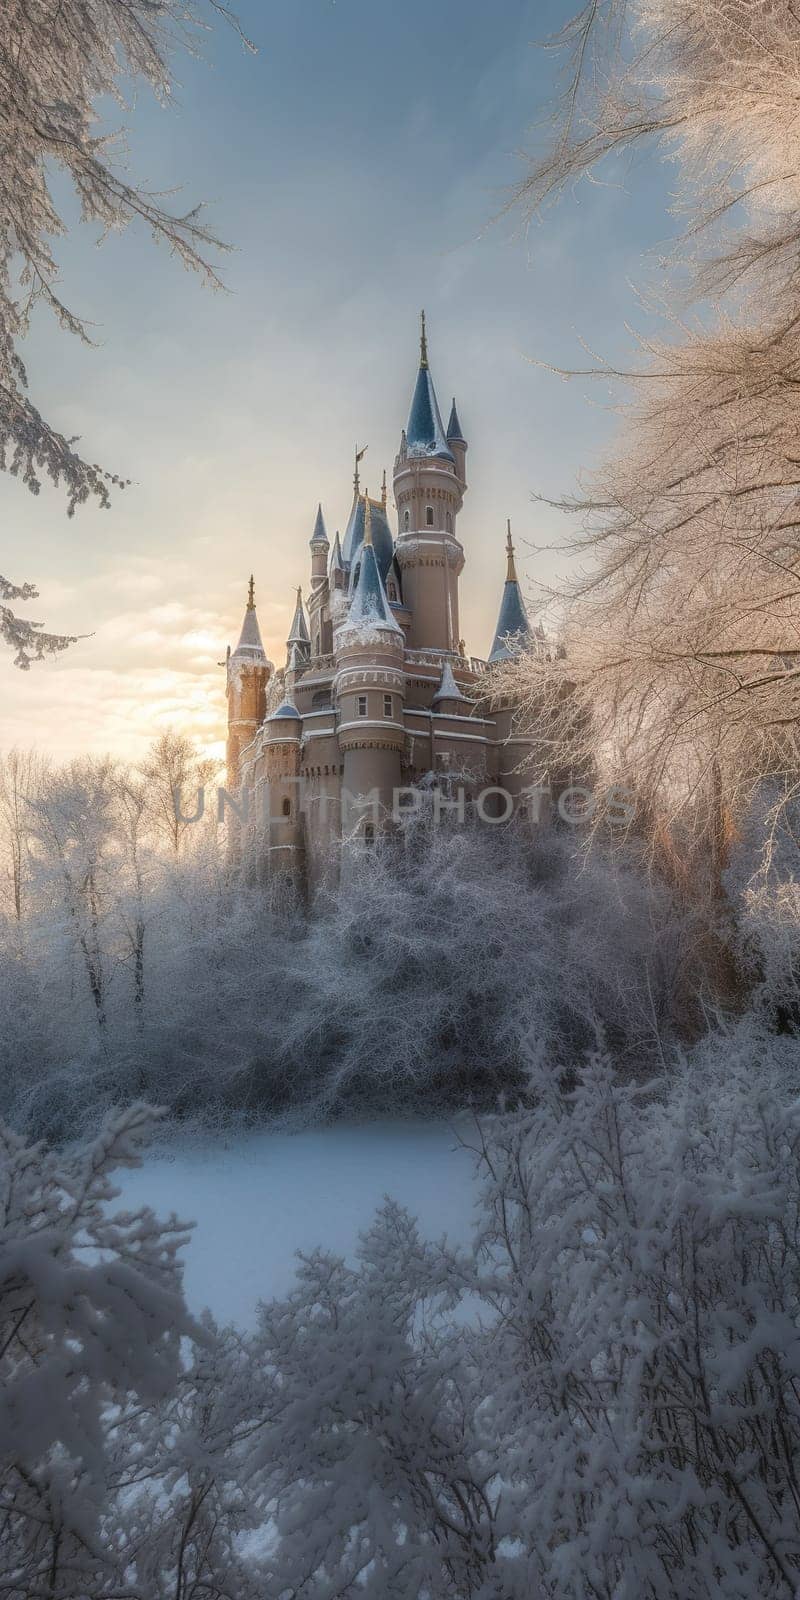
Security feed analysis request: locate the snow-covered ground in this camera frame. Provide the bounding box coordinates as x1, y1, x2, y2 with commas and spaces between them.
116, 1119, 479, 1327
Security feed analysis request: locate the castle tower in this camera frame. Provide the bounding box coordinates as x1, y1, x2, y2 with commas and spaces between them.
334, 495, 405, 838
308, 505, 330, 657
226, 576, 272, 789
264, 693, 305, 877
393, 312, 466, 654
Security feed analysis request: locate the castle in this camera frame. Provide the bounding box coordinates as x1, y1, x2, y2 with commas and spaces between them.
225, 315, 543, 885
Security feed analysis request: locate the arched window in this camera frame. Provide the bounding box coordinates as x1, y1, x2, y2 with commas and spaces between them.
364, 822, 375, 847
281, 797, 292, 818
426, 505, 434, 527
403, 508, 410, 530
446, 511, 452, 532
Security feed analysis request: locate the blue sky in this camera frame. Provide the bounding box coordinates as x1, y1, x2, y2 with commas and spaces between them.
0, 0, 674, 759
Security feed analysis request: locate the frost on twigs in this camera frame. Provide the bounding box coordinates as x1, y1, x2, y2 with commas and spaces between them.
0, 574, 79, 669
499, 0, 800, 867
0, 0, 249, 512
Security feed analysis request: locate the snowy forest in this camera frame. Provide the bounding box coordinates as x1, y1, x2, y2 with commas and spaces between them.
6, 0, 800, 1596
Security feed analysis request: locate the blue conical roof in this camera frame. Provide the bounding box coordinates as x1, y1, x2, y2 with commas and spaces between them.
446, 398, 465, 443
347, 538, 402, 634
488, 527, 534, 663
310, 503, 329, 545
406, 365, 454, 462
341, 493, 394, 579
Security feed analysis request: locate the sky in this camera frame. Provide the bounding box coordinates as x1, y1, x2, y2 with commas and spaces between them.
0, 0, 674, 763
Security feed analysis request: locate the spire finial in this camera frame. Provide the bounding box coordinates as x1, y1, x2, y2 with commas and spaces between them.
420, 309, 428, 369
363, 492, 373, 548
296, 584, 302, 605
247, 574, 255, 610
505, 520, 517, 583
354, 443, 367, 494
381, 468, 387, 507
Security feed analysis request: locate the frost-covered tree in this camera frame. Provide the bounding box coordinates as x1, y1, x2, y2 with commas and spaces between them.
495, 0, 800, 865
140, 728, 218, 855
0, 1103, 271, 1599
0, 0, 252, 663
0, 746, 47, 918
0, 1103, 193, 1595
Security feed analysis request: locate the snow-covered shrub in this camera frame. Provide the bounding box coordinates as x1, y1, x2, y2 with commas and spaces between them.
451, 1038, 800, 1598
248, 1203, 497, 1598
0, 1105, 267, 1599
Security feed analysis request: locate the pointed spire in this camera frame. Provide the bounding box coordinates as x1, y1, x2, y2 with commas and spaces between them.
232, 575, 267, 659
420, 308, 428, 369
488, 524, 534, 664
287, 585, 310, 650
432, 659, 467, 706
329, 529, 344, 573
354, 443, 367, 494
506, 520, 517, 583
310, 503, 329, 546
446, 397, 466, 444
343, 523, 402, 636
381, 468, 387, 508
405, 313, 454, 462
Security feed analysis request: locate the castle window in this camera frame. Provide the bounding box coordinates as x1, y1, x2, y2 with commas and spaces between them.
403, 508, 410, 530
357, 694, 368, 717
282, 797, 292, 817
383, 694, 392, 718
426, 505, 434, 527
364, 822, 375, 847
446, 511, 452, 532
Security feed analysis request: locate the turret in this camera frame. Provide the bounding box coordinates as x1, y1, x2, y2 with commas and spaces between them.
393, 312, 466, 653
309, 502, 329, 590
432, 658, 467, 714
264, 693, 304, 879
226, 576, 273, 789
334, 495, 405, 837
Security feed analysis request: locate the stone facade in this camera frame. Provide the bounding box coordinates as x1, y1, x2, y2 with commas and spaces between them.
225, 316, 545, 885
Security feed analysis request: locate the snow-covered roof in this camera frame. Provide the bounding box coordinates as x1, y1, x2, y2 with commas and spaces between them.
341, 493, 394, 580
344, 524, 402, 636
268, 698, 301, 722
231, 579, 269, 662
405, 363, 454, 462
432, 660, 467, 704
